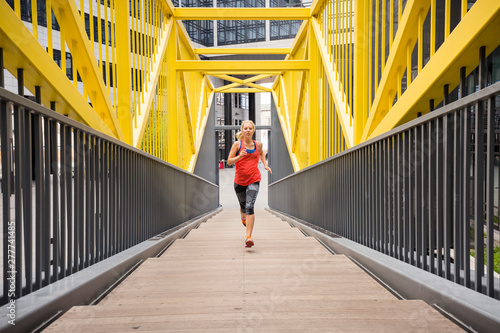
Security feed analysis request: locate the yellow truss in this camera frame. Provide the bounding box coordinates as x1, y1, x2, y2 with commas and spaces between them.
2, 0, 499, 173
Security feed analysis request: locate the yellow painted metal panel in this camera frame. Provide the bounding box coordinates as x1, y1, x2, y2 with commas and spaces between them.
0, 1, 115, 137
368, 0, 500, 139
173, 8, 310, 20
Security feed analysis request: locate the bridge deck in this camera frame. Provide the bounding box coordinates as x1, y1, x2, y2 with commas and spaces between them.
45, 209, 463, 332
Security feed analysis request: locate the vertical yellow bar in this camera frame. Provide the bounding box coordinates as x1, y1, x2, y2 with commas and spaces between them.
131, 0, 137, 128
141, 0, 146, 97
397, 68, 401, 98
461, 0, 467, 18
105, 0, 110, 95
407, 42, 412, 87
47, 0, 53, 59
80, 0, 84, 23
89, 0, 94, 51
111, 0, 117, 115
134, 0, 141, 116
14, 0, 20, 17
115, 0, 132, 144
354, 0, 367, 145
430, 0, 435, 57
309, 20, 320, 165
167, 23, 178, 165
60, 21, 66, 78
368, 0, 372, 111
330, 0, 333, 63
389, 0, 393, 50
381, 0, 386, 74
418, 11, 423, 73
374, 0, 379, 91
336, 0, 339, 78
98, 0, 102, 71
445, 0, 450, 39
349, 0, 353, 122
32, 0, 38, 40
73, 45, 78, 87
342, 0, 346, 101
398, 0, 402, 21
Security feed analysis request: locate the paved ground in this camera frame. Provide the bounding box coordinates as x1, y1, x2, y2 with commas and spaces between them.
45, 208, 463, 332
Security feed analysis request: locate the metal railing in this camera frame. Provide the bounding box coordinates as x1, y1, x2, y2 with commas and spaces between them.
270, 81, 500, 300
0, 87, 219, 306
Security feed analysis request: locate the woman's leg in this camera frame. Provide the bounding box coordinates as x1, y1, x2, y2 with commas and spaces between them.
244, 182, 260, 239
234, 184, 247, 224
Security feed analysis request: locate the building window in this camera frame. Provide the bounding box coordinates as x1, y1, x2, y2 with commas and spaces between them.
216, 93, 224, 105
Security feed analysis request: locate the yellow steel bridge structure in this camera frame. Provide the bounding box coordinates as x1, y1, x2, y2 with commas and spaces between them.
1, 0, 499, 171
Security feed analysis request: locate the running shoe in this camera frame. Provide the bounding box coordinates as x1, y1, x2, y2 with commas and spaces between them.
241, 218, 246, 227
245, 237, 254, 248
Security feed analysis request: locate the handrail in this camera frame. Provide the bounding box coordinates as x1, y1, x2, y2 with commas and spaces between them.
0, 88, 219, 306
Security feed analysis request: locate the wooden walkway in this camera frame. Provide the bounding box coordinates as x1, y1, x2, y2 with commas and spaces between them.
45, 209, 463, 332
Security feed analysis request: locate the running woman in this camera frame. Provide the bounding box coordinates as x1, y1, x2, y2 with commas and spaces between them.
227, 120, 272, 247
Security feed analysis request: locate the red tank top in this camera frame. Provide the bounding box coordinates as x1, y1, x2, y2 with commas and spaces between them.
234, 140, 261, 186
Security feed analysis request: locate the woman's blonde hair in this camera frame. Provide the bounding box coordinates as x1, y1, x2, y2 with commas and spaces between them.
236, 120, 256, 140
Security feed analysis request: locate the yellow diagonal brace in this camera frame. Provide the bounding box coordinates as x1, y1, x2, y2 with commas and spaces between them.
368, 0, 500, 140
179, 71, 195, 154
360, 0, 430, 142
176, 60, 310, 71
133, 19, 173, 148
216, 81, 271, 93
207, 71, 281, 77
194, 48, 291, 55
218, 88, 270, 93
162, 0, 175, 16
311, 17, 353, 148
173, 8, 310, 20
0, 1, 115, 137
52, 0, 124, 141
310, 0, 326, 16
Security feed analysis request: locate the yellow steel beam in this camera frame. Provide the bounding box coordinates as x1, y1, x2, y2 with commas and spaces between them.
179, 71, 196, 154
218, 88, 270, 93
207, 71, 282, 76
52, 0, 124, 140
308, 19, 320, 165
195, 48, 291, 55
167, 23, 178, 165
173, 8, 310, 20
310, 0, 326, 16
176, 60, 310, 71
0, 1, 115, 137
162, 0, 175, 16
209, 73, 277, 84
368, 0, 500, 139
354, 0, 369, 145
361, 0, 430, 141
311, 16, 353, 148
288, 20, 309, 60
216, 83, 271, 93
133, 18, 173, 148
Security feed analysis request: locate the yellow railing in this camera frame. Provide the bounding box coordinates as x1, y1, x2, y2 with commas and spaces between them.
1, 0, 499, 172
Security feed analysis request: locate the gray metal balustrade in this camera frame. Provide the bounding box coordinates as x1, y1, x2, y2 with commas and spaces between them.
0, 87, 219, 306
270, 81, 500, 300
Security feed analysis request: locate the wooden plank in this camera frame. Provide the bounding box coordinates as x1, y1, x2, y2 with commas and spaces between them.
45, 209, 463, 332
